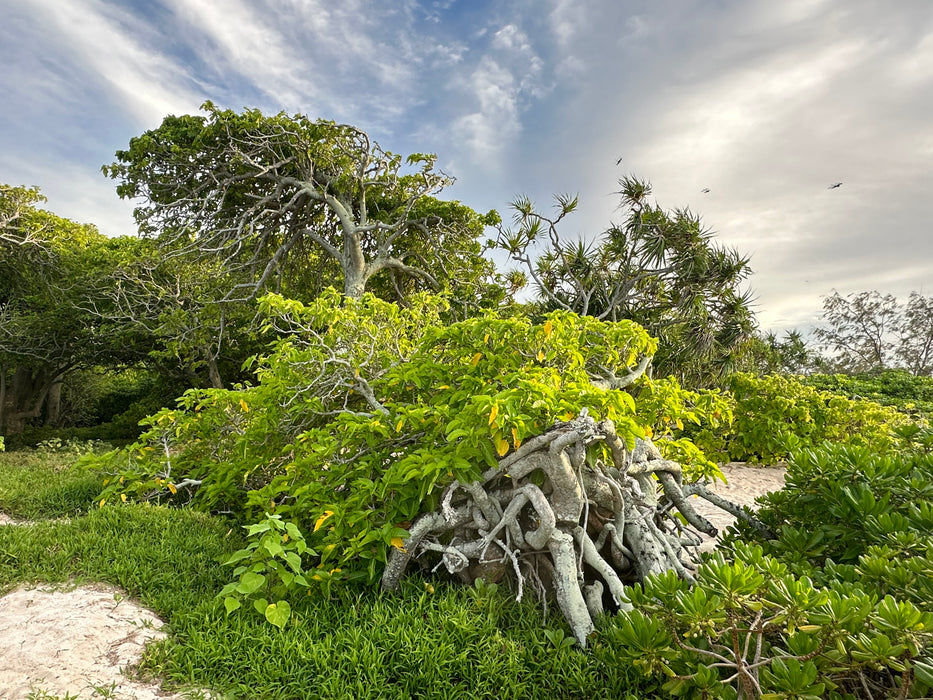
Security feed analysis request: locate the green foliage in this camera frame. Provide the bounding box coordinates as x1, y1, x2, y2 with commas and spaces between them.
735, 446, 933, 608
218, 514, 314, 628
633, 376, 733, 481
615, 543, 933, 699
802, 369, 933, 418
91, 290, 727, 610
624, 444, 933, 699
698, 373, 904, 463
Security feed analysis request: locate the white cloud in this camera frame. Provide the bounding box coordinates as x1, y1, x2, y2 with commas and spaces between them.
166, 0, 318, 108
27, 0, 202, 126
452, 58, 522, 162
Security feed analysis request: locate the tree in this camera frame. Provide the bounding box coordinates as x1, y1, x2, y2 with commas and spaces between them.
896, 292, 933, 375
98, 290, 760, 645
0, 185, 146, 434
103, 103, 500, 304
738, 329, 822, 376
813, 290, 933, 375
497, 175, 755, 386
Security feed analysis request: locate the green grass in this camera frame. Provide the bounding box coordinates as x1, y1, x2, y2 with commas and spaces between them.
0, 450, 657, 700
0, 448, 105, 520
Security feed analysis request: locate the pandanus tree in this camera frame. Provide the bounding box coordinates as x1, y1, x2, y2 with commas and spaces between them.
98, 289, 766, 645
498, 175, 756, 386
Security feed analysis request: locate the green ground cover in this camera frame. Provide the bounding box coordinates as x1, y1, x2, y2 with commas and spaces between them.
0, 448, 654, 700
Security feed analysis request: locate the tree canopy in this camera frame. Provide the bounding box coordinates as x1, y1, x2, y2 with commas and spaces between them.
0, 185, 148, 434
497, 175, 755, 386
104, 103, 501, 305
814, 290, 933, 375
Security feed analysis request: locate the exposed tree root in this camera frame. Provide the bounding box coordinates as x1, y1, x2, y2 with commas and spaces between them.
382, 411, 773, 646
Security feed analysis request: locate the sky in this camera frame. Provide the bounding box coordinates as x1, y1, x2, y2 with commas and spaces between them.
1, 0, 931, 334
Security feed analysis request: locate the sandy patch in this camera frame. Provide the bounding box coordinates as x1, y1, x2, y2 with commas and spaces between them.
689, 462, 787, 552
0, 583, 202, 700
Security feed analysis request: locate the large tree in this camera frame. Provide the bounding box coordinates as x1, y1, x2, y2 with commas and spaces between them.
813, 290, 933, 375
0, 186, 146, 434
103, 103, 500, 304
497, 175, 755, 386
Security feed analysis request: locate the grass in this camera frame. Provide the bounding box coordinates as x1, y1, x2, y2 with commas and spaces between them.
0, 448, 658, 700
0, 448, 104, 520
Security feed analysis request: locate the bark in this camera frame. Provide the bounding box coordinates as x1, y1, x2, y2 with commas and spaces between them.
381, 412, 770, 647
44, 375, 64, 427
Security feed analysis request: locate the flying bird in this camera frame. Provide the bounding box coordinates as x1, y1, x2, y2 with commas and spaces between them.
701, 188, 710, 193
615, 156, 624, 165
827, 182, 843, 189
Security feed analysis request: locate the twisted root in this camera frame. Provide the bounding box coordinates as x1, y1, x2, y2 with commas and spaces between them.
381, 411, 771, 646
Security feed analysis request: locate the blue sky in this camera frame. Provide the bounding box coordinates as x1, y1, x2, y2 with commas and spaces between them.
2, 0, 932, 333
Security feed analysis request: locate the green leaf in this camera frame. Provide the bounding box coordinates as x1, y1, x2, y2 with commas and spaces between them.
265, 601, 291, 629
223, 597, 241, 614
236, 571, 266, 595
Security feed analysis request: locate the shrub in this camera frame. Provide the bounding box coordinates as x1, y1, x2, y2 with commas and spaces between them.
615, 445, 933, 699
90, 289, 728, 611
695, 373, 905, 463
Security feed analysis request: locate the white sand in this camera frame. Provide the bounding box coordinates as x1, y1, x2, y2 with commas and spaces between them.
0, 583, 203, 700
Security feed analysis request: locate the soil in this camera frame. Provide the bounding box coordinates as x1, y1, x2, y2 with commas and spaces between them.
0, 462, 786, 698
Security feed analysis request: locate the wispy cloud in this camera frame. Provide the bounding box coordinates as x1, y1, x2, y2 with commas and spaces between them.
26, 0, 202, 125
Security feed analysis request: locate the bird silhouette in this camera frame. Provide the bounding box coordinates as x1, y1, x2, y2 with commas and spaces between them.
701, 188, 710, 193
827, 182, 842, 189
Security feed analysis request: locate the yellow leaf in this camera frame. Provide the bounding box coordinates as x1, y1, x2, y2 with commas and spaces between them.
120, 493, 127, 503
102, 478, 110, 487
562, 411, 574, 421
644, 425, 654, 438
167, 482, 177, 495
495, 437, 510, 456
511, 427, 522, 448
99, 498, 106, 508
675, 418, 684, 430
471, 352, 482, 366
543, 319, 553, 339
314, 510, 334, 532
390, 536, 406, 551
330, 568, 342, 574
119, 476, 124, 485
483, 333, 489, 343
396, 418, 405, 432
282, 533, 289, 543
537, 350, 545, 362
488, 405, 499, 425
240, 399, 249, 412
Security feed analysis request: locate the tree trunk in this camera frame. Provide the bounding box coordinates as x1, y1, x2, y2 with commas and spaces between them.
44, 375, 64, 427
2, 366, 52, 435
205, 351, 225, 390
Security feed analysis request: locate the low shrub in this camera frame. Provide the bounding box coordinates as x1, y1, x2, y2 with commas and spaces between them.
615, 445, 933, 699
693, 373, 905, 463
